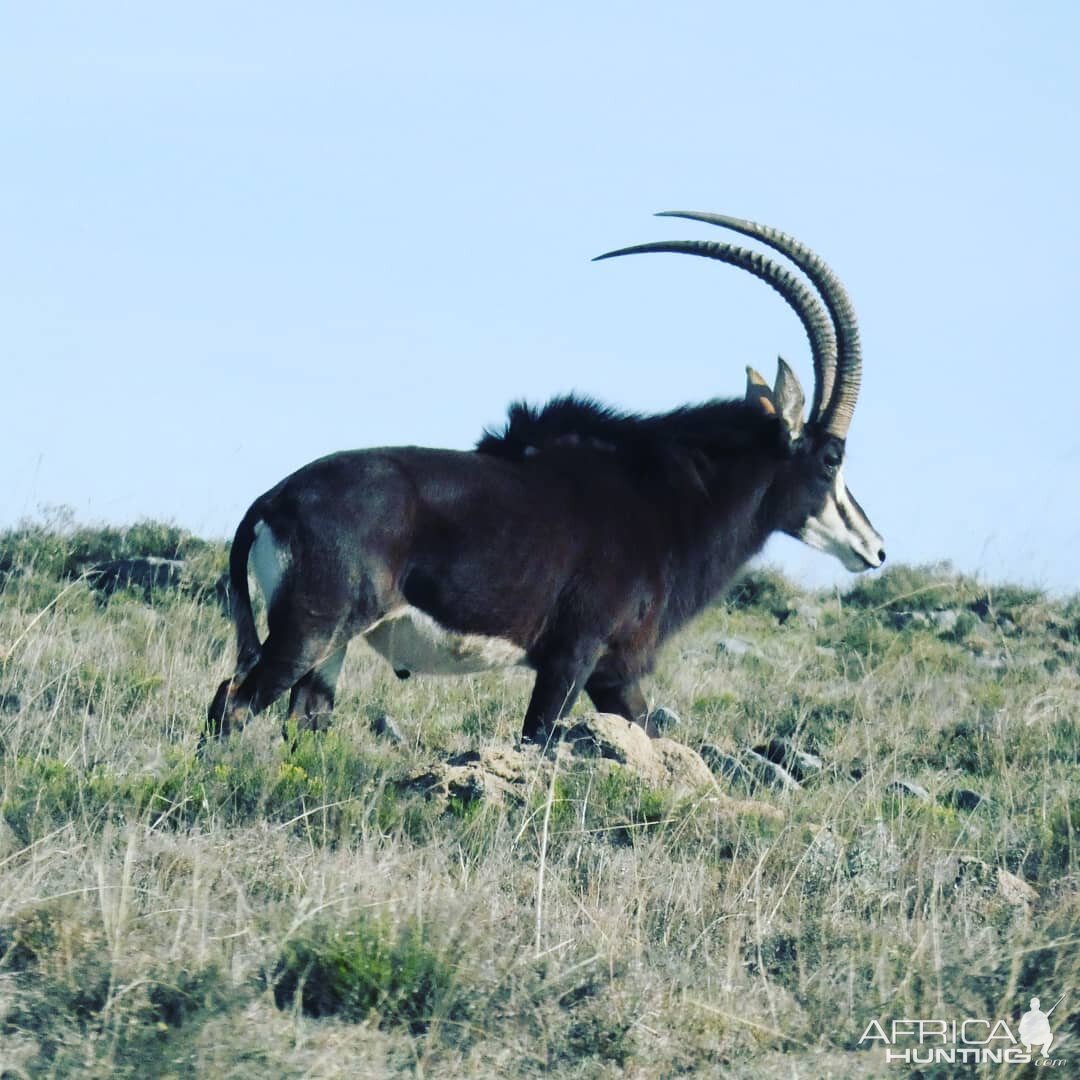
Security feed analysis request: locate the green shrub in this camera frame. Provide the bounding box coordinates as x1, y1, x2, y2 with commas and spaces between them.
0, 897, 232, 1074
843, 562, 978, 612
831, 613, 897, 663
1039, 795, 1077, 879
772, 695, 856, 745
555, 1003, 635, 1068
59, 661, 164, 714
273, 914, 463, 1033
933, 720, 995, 774
548, 765, 672, 848
0, 754, 210, 842
0, 513, 229, 615
724, 566, 802, 613
1, 513, 215, 579
145, 963, 231, 1029
1057, 596, 1080, 643
969, 582, 1047, 623
0, 899, 112, 1034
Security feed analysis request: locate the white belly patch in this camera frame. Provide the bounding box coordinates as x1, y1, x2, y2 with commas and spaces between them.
362, 606, 527, 676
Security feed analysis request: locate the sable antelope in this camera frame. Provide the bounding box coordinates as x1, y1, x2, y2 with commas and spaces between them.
206, 211, 884, 747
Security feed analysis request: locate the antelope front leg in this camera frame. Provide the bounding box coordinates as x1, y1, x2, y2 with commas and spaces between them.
584, 673, 654, 734
520, 642, 601, 745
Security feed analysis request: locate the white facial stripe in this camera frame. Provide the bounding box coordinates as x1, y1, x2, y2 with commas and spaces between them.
250, 520, 290, 609
798, 466, 885, 572
362, 605, 527, 675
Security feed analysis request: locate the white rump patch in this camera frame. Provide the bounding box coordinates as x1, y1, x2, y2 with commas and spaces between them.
249, 520, 290, 609
362, 606, 527, 676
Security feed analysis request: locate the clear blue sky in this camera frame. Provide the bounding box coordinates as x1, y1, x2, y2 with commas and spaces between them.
3, 3, 1077, 592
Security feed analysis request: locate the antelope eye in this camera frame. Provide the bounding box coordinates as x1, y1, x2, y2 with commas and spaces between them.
822, 451, 842, 471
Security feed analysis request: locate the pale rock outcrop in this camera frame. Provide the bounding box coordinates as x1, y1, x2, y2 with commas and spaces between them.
400, 713, 781, 824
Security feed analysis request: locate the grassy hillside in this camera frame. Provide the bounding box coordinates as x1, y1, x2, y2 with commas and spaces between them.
0, 521, 1076, 1078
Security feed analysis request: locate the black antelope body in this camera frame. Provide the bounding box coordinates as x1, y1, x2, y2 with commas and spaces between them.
206, 211, 885, 747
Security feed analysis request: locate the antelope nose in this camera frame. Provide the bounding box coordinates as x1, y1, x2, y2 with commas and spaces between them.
877, 549, 887, 565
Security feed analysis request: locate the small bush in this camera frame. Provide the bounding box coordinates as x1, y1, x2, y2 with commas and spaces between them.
1, 513, 214, 579
555, 1002, 635, 1068
1038, 795, 1078, 879
1056, 596, 1080, 643
931, 719, 995, 774
724, 566, 802, 613
831, 613, 897, 663
0, 900, 112, 1034
545, 766, 673, 849
843, 562, 978, 612
772, 695, 856, 745
0, 754, 211, 842
273, 914, 463, 1033
969, 582, 1047, 623
146, 963, 231, 1028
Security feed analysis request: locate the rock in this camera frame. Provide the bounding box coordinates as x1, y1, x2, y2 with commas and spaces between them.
742, 749, 802, 792
803, 824, 845, 885
775, 600, 821, 628
955, 855, 995, 889
401, 746, 535, 808
698, 792, 784, 825
558, 713, 715, 793
86, 557, 187, 600
791, 749, 826, 777
370, 712, 405, 745
955, 857, 1039, 913
946, 788, 987, 811
716, 637, 754, 658
755, 738, 825, 783
559, 716, 782, 823
398, 715, 783, 825
931, 610, 960, 633
888, 778, 931, 802
848, 821, 902, 893
646, 706, 681, 732
650, 739, 717, 792
889, 610, 936, 630
997, 868, 1039, 910
698, 744, 756, 794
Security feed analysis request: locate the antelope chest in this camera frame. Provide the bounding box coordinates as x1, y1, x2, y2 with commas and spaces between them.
362, 606, 528, 677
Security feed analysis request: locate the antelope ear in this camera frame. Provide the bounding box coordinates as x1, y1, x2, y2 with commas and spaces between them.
773, 357, 805, 440
745, 366, 777, 416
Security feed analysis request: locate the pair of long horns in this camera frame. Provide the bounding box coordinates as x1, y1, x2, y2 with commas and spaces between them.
593, 211, 862, 441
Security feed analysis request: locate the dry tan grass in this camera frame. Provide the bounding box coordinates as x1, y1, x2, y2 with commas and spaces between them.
0, 543, 1077, 1076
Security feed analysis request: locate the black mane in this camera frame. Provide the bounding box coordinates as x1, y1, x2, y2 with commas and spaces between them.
476, 393, 784, 462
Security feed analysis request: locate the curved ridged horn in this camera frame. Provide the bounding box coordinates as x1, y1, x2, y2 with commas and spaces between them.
657, 211, 861, 440
594, 239, 836, 421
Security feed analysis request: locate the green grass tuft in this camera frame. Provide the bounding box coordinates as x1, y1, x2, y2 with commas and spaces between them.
272, 914, 463, 1033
